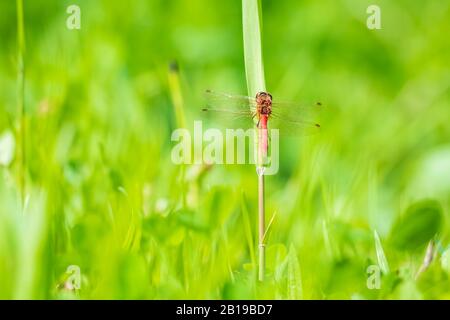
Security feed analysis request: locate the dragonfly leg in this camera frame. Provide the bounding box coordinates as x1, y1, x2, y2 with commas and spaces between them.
255, 114, 261, 128
251, 112, 260, 127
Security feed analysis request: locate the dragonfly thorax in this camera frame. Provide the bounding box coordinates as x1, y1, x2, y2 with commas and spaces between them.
256, 91, 272, 115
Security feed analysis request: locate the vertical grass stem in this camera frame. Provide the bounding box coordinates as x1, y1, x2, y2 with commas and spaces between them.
242, 0, 267, 282
16, 0, 26, 207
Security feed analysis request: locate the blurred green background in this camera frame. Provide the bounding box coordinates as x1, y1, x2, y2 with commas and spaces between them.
0, 0, 449, 299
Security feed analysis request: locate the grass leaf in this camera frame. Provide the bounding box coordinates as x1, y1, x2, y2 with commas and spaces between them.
241, 192, 256, 267
242, 0, 266, 97
287, 245, 303, 299
374, 230, 390, 274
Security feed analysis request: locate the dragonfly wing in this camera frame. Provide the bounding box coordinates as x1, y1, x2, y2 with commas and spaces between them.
268, 114, 320, 136
204, 90, 257, 112
271, 100, 323, 120
269, 101, 323, 136
201, 109, 256, 130
201, 90, 257, 130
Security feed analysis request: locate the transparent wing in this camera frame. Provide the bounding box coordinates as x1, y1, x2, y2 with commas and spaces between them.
268, 101, 324, 136
271, 100, 323, 121
203, 90, 257, 112
268, 114, 321, 136
201, 90, 257, 130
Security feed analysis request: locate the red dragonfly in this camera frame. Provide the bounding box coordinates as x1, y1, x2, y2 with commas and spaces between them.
202, 90, 323, 135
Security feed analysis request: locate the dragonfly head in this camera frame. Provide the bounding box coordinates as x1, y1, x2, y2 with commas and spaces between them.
255, 91, 273, 107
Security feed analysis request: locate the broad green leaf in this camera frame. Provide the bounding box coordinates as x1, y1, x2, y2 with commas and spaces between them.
389, 200, 443, 251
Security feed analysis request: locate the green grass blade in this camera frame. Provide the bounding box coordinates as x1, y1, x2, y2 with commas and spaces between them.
242, 0, 266, 97
287, 245, 303, 299
241, 192, 256, 267
374, 230, 390, 274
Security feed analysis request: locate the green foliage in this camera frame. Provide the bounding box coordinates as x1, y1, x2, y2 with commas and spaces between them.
389, 200, 443, 251
0, 0, 449, 299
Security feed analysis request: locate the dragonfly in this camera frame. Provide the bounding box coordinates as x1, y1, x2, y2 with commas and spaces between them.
201, 89, 323, 136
